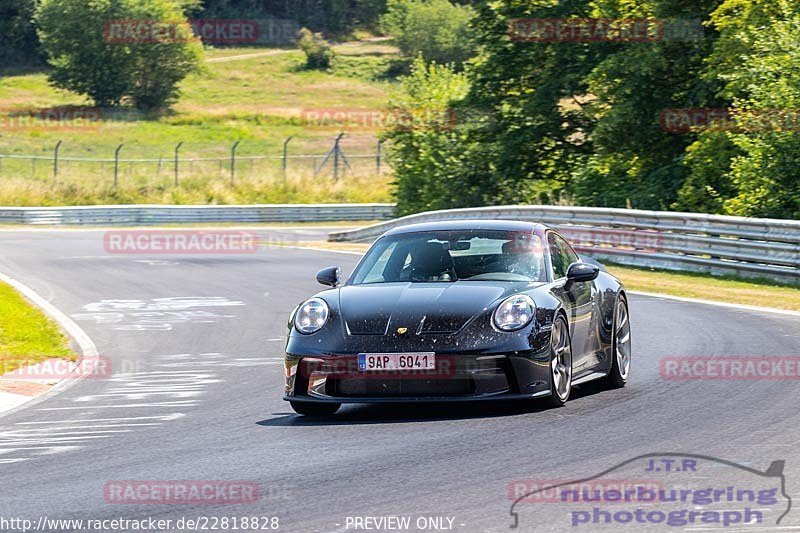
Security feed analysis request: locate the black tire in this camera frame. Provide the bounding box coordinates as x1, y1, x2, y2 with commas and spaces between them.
545, 315, 572, 408
290, 401, 341, 416
605, 295, 631, 389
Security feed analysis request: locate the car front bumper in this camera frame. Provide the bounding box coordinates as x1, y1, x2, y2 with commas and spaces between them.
283, 352, 553, 403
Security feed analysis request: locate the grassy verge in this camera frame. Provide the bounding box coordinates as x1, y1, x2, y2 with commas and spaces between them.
0, 220, 379, 230
280, 241, 800, 312
0, 281, 74, 376
605, 264, 800, 312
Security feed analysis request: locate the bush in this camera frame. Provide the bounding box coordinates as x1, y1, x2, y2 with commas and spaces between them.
384, 57, 496, 215
381, 0, 475, 67
298, 28, 335, 70
35, 0, 202, 110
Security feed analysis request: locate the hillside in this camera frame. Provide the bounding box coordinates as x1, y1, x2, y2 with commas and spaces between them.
0, 40, 400, 205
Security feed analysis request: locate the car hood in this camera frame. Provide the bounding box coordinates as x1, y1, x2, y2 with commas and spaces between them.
338, 281, 530, 336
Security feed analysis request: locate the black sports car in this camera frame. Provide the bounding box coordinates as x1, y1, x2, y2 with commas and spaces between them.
283, 220, 631, 416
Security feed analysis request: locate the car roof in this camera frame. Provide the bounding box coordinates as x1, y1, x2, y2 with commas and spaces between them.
382, 219, 551, 237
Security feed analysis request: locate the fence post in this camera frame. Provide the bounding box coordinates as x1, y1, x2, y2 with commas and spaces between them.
174, 141, 183, 187
282, 136, 293, 180
53, 140, 62, 180
333, 132, 344, 182
114, 144, 123, 188
377, 139, 384, 176
230, 141, 240, 186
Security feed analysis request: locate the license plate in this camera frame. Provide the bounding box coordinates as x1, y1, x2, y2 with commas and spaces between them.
357, 353, 436, 372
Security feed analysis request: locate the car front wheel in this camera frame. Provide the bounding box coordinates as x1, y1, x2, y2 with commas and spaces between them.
545, 315, 572, 408
605, 295, 631, 388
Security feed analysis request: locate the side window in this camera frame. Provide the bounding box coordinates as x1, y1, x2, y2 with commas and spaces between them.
548, 233, 566, 279
558, 234, 580, 268
548, 233, 579, 279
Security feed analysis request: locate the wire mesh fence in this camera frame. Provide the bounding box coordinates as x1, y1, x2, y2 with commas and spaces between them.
0, 136, 388, 190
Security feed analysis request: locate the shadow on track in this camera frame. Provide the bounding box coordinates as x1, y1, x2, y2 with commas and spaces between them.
257, 381, 610, 426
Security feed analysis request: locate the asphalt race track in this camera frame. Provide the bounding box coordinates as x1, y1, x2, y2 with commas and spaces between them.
0, 228, 799, 533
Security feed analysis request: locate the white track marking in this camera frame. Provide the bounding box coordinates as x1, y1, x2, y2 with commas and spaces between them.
132, 259, 179, 266
39, 401, 199, 410
3, 428, 133, 435
84, 297, 244, 311
16, 414, 185, 424
72, 297, 245, 331
3, 357, 230, 462
13, 423, 161, 430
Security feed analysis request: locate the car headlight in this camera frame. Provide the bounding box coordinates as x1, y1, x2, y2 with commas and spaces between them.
294, 297, 329, 334
493, 295, 535, 332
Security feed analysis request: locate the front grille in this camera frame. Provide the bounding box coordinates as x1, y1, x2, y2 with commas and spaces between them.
328, 377, 475, 397
301, 354, 513, 399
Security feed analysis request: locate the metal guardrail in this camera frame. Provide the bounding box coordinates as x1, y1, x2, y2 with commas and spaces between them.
328, 206, 800, 284
0, 204, 396, 226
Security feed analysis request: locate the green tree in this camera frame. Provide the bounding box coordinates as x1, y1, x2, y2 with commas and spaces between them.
569, 0, 724, 210
35, 0, 202, 110
385, 57, 496, 214
425, 0, 724, 211
682, 0, 800, 218
381, 0, 476, 67
461, 0, 604, 204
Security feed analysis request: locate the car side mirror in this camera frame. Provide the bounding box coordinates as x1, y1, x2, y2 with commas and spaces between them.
566, 262, 600, 284
316, 266, 341, 287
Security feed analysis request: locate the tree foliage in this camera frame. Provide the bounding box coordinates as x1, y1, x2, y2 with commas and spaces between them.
0, 0, 40, 66
383, 57, 490, 215
381, 0, 476, 67
391, 0, 800, 219
681, 0, 800, 218
195, 0, 389, 35
35, 0, 203, 110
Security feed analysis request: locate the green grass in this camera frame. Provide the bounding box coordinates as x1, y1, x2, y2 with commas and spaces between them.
0, 40, 401, 205
0, 281, 74, 375
605, 264, 800, 311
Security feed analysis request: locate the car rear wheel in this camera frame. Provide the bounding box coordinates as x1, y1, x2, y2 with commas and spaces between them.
545, 315, 572, 407
605, 295, 631, 388
290, 401, 341, 417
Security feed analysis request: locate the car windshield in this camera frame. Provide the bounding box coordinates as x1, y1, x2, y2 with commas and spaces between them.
349, 230, 547, 284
